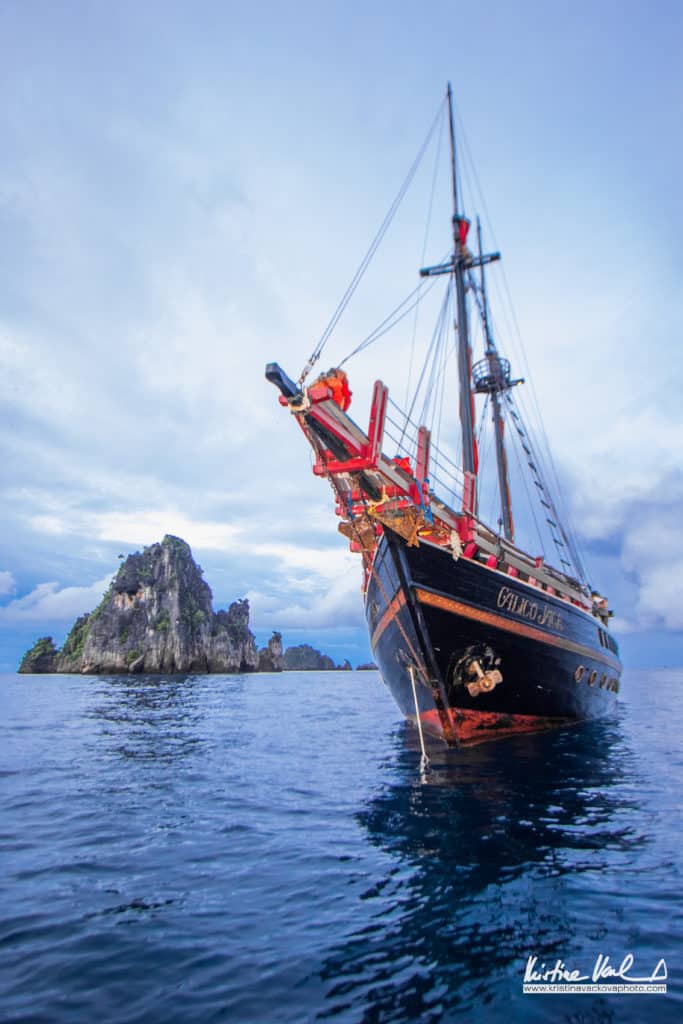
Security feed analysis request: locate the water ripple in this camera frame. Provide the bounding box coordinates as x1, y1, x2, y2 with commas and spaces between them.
0, 669, 681, 1022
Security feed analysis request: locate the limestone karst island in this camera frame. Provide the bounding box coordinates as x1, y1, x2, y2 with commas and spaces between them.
18, 535, 357, 675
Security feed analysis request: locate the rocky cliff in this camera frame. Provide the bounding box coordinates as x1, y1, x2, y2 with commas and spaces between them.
18, 536, 276, 675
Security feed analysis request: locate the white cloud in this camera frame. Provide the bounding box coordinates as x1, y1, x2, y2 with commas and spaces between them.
24, 505, 241, 551
1, 7, 681, 666
247, 568, 365, 631
0, 571, 16, 596
90, 511, 242, 552
634, 561, 683, 631
616, 491, 683, 631
25, 497, 356, 579
0, 575, 113, 624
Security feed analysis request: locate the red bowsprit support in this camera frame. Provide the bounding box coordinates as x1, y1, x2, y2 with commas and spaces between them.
304, 379, 454, 551
367, 381, 388, 463
462, 471, 477, 516
310, 379, 389, 476
415, 425, 431, 488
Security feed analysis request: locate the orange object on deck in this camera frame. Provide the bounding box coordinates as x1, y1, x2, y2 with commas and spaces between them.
314, 368, 352, 411
392, 456, 413, 475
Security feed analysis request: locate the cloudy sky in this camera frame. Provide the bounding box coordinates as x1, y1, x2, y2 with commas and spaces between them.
1, 0, 681, 671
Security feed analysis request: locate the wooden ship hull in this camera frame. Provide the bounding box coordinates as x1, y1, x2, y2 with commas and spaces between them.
367, 531, 619, 747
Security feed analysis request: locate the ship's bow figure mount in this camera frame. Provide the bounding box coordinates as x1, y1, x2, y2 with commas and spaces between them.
267, 85, 621, 748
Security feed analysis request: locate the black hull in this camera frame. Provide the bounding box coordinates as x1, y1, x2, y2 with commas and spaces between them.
366, 532, 621, 746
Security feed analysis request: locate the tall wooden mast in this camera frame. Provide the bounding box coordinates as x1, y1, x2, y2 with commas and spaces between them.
420, 85, 501, 517
420, 84, 502, 516
447, 83, 478, 511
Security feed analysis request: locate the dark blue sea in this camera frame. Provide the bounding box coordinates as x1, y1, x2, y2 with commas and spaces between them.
1, 669, 681, 1023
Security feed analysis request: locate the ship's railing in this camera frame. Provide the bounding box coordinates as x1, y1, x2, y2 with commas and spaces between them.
319, 394, 591, 607
384, 399, 590, 605
385, 398, 465, 507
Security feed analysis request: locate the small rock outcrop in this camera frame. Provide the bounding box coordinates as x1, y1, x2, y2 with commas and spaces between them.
282, 643, 349, 671
258, 631, 283, 672
18, 637, 58, 674
208, 599, 260, 673
18, 536, 264, 675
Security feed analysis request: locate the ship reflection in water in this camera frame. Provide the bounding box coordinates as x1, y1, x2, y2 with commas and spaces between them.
320, 718, 646, 1023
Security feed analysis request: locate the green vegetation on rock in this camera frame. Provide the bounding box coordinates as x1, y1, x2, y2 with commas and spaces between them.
60, 615, 90, 662
154, 611, 170, 632
18, 637, 58, 674
90, 583, 114, 623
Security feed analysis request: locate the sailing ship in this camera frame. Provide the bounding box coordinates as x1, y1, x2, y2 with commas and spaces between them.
266, 85, 622, 748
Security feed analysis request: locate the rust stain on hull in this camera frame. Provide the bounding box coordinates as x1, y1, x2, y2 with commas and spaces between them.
419, 707, 572, 747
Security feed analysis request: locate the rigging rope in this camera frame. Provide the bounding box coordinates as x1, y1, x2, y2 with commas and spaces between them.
400, 279, 453, 448
434, 335, 450, 463
489, 273, 588, 579
417, 289, 449, 430
406, 111, 446, 409
455, 101, 589, 582
504, 392, 585, 581
299, 96, 447, 385
339, 276, 440, 366
505, 398, 547, 562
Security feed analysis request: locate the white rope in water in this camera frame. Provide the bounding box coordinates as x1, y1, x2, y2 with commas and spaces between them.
409, 664, 430, 774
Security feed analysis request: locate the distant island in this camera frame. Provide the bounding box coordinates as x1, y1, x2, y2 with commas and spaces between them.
18, 535, 370, 676
283, 644, 350, 671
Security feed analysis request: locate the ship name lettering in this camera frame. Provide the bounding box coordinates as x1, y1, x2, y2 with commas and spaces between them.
497, 586, 564, 632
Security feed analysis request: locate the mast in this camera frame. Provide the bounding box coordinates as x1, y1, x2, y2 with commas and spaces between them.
420, 84, 501, 516
474, 218, 515, 542
447, 83, 477, 506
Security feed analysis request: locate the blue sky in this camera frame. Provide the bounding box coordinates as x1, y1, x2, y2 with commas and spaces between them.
1, 1, 682, 670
